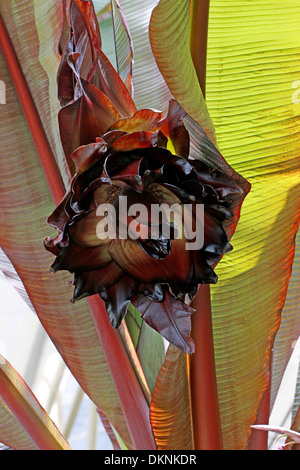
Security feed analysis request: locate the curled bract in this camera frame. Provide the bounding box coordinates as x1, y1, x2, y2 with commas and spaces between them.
45, 0, 250, 354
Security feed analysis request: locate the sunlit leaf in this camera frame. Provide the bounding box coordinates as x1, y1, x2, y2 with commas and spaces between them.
0, 355, 71, 450
205, 0, 300, 449
150, 344, 193, 450
149, 0, 216, 143
0, 397, 38, 451
149, 0, 300, 450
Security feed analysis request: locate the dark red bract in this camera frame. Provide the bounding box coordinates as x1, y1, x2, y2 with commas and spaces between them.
44, 0, 250, 353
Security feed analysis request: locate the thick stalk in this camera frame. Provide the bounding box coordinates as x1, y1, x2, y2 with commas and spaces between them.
88, 296, 156, 450
0, 13, 155, 450
248, 386, 271, 450
190, 285, 223, 449
248, 357, 272, 450
189, 0, 223, 450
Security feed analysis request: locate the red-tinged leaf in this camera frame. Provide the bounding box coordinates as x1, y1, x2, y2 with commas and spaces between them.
0, 355, 71, 450
0, 2, 134, 449
87, 296, 156, 450
189, 285, 223, 450
0, 399, 38, 451
132, 291, 195, 355
57, 37, 77, 107
150, 344, 193, 449
97, 409, 122, 450
159, 100, 190, 158
73, 0, 102, 57
95, 48, 137, 117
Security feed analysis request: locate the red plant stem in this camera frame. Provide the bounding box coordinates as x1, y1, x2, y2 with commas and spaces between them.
189, 0, 223, 450
248, 386, 271, 450
190, 0, 210, 98
0, 14, 65, 205
88, 296, 156, 450
190, 285, 223, 449
0, 13, 155, 450
248, 356, 272, 450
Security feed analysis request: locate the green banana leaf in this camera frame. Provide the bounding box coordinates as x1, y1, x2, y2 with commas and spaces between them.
1, 0, 299, 451
148, 0, 300, 450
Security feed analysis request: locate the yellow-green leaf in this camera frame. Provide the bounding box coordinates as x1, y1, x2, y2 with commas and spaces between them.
206, 0, 300, 449
149, 0, 300, 450
149, 0, 216, 143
